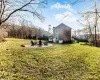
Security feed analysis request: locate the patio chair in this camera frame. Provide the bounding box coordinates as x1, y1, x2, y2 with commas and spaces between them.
31, 41, 34, 46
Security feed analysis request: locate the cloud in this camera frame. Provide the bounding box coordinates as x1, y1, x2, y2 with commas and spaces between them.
55, 11, 77, 22
51, 2, 73, 11
51, 2, 77, 23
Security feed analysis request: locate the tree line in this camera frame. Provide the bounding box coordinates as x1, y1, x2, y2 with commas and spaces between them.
1, 21, 49, 40
0, 0, 48, 41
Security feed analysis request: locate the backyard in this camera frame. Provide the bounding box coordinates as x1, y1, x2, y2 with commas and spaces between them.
0, 38, 100, 80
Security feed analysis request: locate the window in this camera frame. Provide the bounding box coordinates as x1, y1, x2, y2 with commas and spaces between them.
55, 29, 58, 34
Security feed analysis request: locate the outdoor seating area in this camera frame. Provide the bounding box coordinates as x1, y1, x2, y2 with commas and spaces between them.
25, 40, 53, 48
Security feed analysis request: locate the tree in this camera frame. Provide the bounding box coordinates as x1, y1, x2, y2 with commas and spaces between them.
77, 14, 94, 40
0, 0, 47, 26
6, 19, 49, 40
72, 0, 100, 46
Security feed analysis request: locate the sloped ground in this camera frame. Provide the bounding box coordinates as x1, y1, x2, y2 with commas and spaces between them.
0, 38, 100, 80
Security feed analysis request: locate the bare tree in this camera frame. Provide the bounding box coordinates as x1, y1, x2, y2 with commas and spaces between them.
77, 14, 94, 40
6, 19, 49, 39
72, 0, 100, 46
81, 2, 100, 46
0, 0, 47, 26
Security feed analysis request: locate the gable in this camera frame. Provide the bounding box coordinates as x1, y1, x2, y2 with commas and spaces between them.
56, 23, 71, 29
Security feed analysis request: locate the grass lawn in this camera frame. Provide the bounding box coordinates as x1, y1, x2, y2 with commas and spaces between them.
0, 38, 100, 80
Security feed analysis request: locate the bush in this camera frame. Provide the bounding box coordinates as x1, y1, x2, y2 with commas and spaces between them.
73, 37, 88, 42
62, 40, 74, 44
41, 35, 48, 41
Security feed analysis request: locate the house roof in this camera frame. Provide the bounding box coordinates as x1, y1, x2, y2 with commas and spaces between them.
55, 23, 71, 29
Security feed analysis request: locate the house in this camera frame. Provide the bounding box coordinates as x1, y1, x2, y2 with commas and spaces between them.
53, 23, 71, 43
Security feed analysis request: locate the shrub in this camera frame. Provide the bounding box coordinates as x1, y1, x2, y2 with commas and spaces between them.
72, 37, 88, 42
41, 35, 48, 41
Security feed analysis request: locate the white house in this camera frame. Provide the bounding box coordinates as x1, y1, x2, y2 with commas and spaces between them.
52, 23, 71, 43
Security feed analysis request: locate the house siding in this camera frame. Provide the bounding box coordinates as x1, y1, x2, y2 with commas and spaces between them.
53, 23, 71, 43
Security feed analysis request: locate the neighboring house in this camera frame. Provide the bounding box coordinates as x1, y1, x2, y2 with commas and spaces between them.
53, 23, 71, 43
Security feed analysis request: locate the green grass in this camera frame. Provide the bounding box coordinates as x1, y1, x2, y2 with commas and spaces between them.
0, 38, 100, 80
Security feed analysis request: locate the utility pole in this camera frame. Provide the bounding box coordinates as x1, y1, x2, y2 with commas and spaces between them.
94, 2, 98, 46
81, 1, 100, 46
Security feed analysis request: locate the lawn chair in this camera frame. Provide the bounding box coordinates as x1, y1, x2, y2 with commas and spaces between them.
31, 41, 34, 46
39, 40, 42, 47
44, 41, 48, 46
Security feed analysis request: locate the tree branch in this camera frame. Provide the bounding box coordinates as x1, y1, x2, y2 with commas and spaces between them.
2, 0, 34, 23
19, 9, 45, 22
